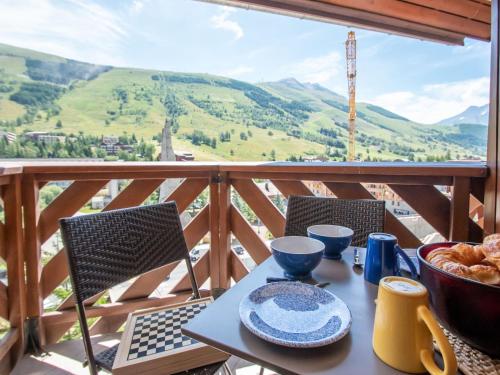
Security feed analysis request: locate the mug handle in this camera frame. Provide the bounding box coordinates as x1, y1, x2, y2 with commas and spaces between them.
417, 305, 457, 375
395, 245, 418, 279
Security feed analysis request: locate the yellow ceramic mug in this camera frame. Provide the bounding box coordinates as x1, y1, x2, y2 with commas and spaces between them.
373, 276, 457, 375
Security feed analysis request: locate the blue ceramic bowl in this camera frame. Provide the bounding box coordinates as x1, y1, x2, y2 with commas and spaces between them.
271, 236, 325, 280
307, 225, 353, 260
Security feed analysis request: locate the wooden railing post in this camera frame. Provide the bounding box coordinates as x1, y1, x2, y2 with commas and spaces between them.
3, 174, 26, 363
22, 174, 45, 345
209, 173, 221, 292
218, 173, 231, 289
450, 177, 471, 241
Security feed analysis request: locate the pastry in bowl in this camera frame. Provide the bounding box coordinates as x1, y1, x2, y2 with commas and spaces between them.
417, 240, 500, 357
425, 241, 500, 285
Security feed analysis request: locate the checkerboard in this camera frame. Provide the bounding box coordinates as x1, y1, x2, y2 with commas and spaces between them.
113, 297, 229, 375
127, 301, 208, 360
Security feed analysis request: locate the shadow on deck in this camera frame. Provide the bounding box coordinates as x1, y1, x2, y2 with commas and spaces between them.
11, 334, 276, 375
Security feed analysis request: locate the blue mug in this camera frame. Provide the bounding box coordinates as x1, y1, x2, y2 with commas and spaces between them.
364, 233, 417, 285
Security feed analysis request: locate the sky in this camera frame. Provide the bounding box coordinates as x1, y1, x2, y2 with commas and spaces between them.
0, 0, 492, 124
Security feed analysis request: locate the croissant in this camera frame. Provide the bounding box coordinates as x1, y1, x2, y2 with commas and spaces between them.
426, 240, 500, 285
475, 239, 500, 270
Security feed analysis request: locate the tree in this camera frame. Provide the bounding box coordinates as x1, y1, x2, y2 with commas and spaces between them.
270, 149, 276, 161
56, 119, 62, 128
240, 132, 248, 141
211, 138, 217, 149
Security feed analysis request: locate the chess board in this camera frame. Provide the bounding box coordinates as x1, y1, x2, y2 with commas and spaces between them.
113, 298, 229, 375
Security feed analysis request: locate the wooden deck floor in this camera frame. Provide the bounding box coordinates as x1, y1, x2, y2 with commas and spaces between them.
11, 334, 276, 375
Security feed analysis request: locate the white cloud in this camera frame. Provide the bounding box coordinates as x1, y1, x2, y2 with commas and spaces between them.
368, 77, 490, 124
210, 6, 244, 40
129, 0, 146, 14
220, 65, 254, 78
0, 0, 127, 65
284, 51, 342, 86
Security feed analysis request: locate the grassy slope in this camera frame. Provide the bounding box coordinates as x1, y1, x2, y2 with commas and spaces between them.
0, 43, 484, 161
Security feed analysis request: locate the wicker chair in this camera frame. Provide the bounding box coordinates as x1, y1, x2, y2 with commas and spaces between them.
59, 202, 226, 375
285, 196, 385, 247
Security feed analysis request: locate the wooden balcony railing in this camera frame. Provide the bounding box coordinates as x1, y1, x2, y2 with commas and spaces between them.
0, 161, 488, 374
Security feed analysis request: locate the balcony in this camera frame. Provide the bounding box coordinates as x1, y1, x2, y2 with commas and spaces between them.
0, 160, 488, 374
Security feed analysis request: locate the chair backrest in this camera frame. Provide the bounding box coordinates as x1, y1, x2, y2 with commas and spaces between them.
60, 202, 191, 303
60, 202, 197, 374
285, 196, 385, 247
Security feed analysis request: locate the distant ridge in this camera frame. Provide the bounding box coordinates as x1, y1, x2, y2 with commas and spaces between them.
437, 104, 489, 126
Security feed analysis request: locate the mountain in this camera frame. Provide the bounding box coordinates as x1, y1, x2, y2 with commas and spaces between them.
438, 104, 489, 126
0, 43, 486, 161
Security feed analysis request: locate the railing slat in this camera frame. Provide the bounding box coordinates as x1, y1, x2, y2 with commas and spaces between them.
0, 328, 18, 363
271, 179, 314, 198
163, 178, 208, 212
0, 223, 5, 260
230, 206, 271, 264
44, 291, 107, 343
22, 175, 44, 330
218, 174, 231, 289
42, 291, 204, 326
232, 179, 285, 238
170, 251, 210, 293
103, 179, 164, 211
230, 250, 249, 282
388, 184, 451, 238
39, 180, 109, 244
323, 181, 422, 247
450, 177, 471, 241
3, 175, 26, 363
0, 282, 7, 320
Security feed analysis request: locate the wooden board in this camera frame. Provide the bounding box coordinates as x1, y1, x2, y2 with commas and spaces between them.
113, 298, 228, 375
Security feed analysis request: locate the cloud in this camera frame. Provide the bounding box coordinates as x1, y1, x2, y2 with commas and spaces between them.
368, 77, 490, 124
0, 0, 127, 66
220, 65, 254, 78
129, 0, 147, 14
284, 52, 342, 86
210, 6, 244, 40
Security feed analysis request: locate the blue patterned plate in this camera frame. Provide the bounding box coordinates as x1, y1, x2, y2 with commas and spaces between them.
239, 282, 351, 348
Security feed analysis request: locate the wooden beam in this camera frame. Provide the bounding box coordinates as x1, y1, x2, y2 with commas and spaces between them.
22, 175, 44, 325
103, 179, 164, 211
218, 174, 232, 289
163, 178, 209, 212
170, 251, 211, 293
209, 176, 221, 291
485, 0, 500, 235
39, 180, 109, 244
3, 175, 26, 363
271, 180, 314, 198
0, 282, 7, 320
206, 0, 472, 44
318, 0, 490, 38
0, 329, 18, 363
232, 179, 286, 238
392, 0, 490, 24
450, 177, 471, 241
230, 205, 271, 264
230, 250, 250, 282
388, 184, 450, 238
230, 171, 453, 185
42, 292, 197, 326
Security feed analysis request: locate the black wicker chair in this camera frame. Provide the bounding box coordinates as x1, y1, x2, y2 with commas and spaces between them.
285, 196, 386, 247
59, 202, 226, 375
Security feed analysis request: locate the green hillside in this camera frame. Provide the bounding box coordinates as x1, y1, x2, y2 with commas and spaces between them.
0, 43, 485, 161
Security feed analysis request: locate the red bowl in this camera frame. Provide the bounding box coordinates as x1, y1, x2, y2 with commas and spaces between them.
417, 242, 500, 358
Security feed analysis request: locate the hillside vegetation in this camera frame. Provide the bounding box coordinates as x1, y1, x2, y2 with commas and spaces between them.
0, 43, 485, 161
